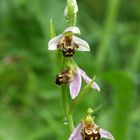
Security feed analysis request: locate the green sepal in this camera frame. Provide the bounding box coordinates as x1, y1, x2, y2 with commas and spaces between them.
50, 19, 56, 38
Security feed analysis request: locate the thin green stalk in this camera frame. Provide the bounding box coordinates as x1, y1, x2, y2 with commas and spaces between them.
60, 0, 78, 132
67, 112, 74, 132
61, 86, 69, 115
50, 19, 56, 38
96, 0, 121, 71
61, 85, 74, 132
61, 58, 75, 132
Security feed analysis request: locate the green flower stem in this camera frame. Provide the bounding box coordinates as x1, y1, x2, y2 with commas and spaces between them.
67, 112, 75, 132
61, 57, 74, 132
69, 76, 96, 114
60, 0, 78, 131
61, 85, 74, 132
50, 19, 56, 38
61, 86, 69, 115
58, 0, 79, 133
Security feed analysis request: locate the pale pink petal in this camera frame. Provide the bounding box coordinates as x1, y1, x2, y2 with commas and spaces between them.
64, 26, 80, 35
77, 68, 100, 91
100, 128, 115, 140
64, 0, 78, 17
69, 123, 82, 140
73, 36, 90, 51
69, 70, 82, 99
48, 34, 63, 50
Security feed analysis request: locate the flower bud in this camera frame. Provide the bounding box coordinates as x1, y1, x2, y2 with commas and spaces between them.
64, 0, 78, 17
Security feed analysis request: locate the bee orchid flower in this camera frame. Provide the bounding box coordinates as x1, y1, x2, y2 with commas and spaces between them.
48, 26, 90, 57
55, 67, 100, 99
69, 108, 115, 140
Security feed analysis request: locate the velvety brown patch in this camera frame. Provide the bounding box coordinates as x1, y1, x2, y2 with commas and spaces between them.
63, 46, 75, 57
55, 70, 72, 85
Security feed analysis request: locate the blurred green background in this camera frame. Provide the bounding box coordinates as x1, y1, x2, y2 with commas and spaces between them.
0, 0, 140, 140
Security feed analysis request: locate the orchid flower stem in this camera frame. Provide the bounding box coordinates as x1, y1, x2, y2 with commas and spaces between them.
61, 85, 74, 132
69, 77, 96, 114
61, 86, 69, 115
60, 0, 78, 133
67, 112, 75, 132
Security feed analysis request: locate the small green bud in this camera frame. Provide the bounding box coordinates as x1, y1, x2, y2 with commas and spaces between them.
85, 108, 94, 123
87, 108, 94, 115
50, 19, 56, 38
64, 0, 78, 26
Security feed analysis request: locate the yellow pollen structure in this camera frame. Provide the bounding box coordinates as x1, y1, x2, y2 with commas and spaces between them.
85, 129, 92, 135
90, 137, 93, 140
93, 129, 98, 134
95, 136, 98, 140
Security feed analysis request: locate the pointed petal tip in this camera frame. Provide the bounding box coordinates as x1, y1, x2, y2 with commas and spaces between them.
70, 84, 79, 99
93, 82, 100, 92
100, 128, 115, 140
77, 67, 100, 91
70, 92, 77, 100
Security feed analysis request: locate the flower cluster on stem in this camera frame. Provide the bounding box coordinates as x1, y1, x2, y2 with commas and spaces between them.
48, 0, 115, 139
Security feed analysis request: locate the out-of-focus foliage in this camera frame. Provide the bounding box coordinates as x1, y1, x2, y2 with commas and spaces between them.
0, 0, 139, 140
